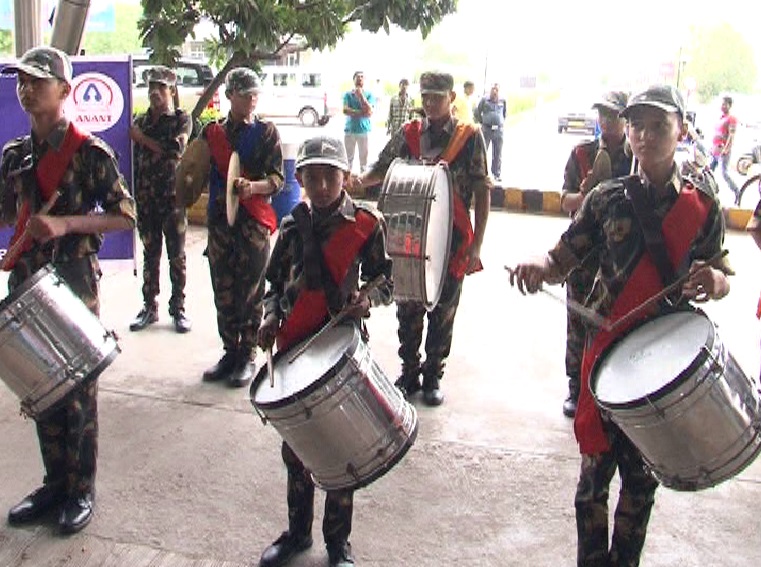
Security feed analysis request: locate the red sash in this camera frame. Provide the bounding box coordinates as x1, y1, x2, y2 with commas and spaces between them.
276, 208, 378, 352
574, 185, 713, 454
403, 120, 483, 278
205, 123, 277, 233
3, 123, 89, 271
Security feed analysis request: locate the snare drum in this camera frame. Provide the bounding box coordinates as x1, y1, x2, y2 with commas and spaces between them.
0, 265, 120, 419
378, 159, 453, 309
250, 323, 418, 491
592, 309, 761, 491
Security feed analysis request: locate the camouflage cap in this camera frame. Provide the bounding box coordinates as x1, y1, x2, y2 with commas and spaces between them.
296, 136, 350, 172
1, 46, 73, 83
225, 67, 261, 95
419, 71, 454, 95
592, 91, 628, 113
620, 85, 685, 119
146, 65, 177, 87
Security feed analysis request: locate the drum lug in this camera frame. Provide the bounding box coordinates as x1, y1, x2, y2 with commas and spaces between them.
698, 345, 723, 382
346, 463, 361, 485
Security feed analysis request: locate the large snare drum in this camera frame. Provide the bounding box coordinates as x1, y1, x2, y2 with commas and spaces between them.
250, 324, 418, 491
0, 265, 120, 419
378, 159, 453, 310
592, 310, 761, 491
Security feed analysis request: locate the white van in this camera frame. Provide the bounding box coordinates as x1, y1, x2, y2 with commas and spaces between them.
255, 66, 341, 127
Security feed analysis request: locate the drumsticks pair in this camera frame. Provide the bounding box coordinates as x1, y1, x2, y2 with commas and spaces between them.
505, 248, 728, 333
0, 191, 61, 271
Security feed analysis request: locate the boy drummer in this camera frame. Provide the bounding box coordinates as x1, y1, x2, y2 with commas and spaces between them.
256, 136, 393, 567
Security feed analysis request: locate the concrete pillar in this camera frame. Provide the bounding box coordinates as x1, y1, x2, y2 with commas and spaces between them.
13, 0, 42, 56
50, 0, 92, 56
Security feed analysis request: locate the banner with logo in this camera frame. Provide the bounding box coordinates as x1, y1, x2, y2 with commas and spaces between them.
0, 55, 134, 260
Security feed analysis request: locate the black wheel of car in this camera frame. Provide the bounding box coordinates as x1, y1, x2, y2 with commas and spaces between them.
299, 107, 319, 127
558, 126, 564, 134
317, 116, 330, 127
737, 173, 761, 210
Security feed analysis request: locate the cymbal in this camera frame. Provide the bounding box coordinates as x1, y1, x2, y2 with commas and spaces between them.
175, 138, 210, 208
226, 151, 241, 226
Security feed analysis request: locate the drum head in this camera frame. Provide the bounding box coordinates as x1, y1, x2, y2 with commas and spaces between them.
423, 165, 453, 307
253, 324, 358, 406
593, 311, 714, 405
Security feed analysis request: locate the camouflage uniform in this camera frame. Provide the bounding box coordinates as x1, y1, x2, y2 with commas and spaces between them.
561, 136, 632, 404
0, 119, 136, 501
133, 107, 191, 317
370, 104, 491, 399
550, 165, 726, 566
261, 188, 393, 552
202, 105, 283, 371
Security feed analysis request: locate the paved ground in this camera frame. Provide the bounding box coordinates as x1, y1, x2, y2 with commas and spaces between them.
0, 211, 760, 567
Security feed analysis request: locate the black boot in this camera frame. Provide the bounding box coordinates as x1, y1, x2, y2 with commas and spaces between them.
58, 492, 94, 535
394, 364, 421, 397
259, 530, 313, 567
228, 351, 253, 388
563, 377, 580, 418
7, 483, 65, 525
421, 360, 444, 407
129, 303, 158, 332
171, 309, 192, 333
202, 351, 236, 382
327, 540, 355, 566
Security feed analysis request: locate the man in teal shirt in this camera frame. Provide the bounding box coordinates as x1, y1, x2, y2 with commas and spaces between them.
343, 71, 375, 173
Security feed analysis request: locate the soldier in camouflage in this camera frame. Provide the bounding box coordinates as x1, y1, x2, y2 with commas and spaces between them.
559, 91, 632, 418
355, 71, 491, 407
200, 67, 283, 388
129, 65, 193, 333
0, 47, 136, 535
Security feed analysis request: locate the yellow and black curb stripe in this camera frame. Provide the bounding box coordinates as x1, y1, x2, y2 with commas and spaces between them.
189, 186, 753, 232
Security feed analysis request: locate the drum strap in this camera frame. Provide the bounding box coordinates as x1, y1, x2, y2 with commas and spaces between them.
4, 123, 89, 271
575, 185, 713, 454
206, 122, 277, 233
623, 175, 677, 288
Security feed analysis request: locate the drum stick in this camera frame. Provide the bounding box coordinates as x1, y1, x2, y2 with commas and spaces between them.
1, 191, 61, 271
609, 249, 729, 332
504, 266, 613, 331
267, 346, 275, 388
287, 274, 388, 364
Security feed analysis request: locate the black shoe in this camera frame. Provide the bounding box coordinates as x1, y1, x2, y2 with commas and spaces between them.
202, 351, 236, 382
328, 540, 355, 567
7, 484, 65, 526
172, 311, 192, 333
58, 494, 94, 534
129, 305, 158, 332
394, 366, 421, 398
421, 374, 444, 407
562, 394, 578, 418
228, 359, 253, 388
259, 531, 313, 567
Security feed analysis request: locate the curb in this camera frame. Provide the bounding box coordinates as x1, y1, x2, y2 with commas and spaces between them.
188, 187, 753, 232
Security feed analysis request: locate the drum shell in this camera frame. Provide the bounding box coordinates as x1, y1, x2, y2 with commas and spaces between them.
592, 311, 761, 491
251, 325, 418, 491
378, 159, 453, 310
0, 265, 120, 419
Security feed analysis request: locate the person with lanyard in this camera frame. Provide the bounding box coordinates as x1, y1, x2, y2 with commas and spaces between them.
509, 85, 731, 566
256, 136, 393, 567
353, 71, 491, 407
128, 66, 193, 334
342, 71, 375, 173
386, 78, 413, 136
558, 91, 632, 418
473, 82, 506, 181
200, 67, 283, 388
0, 46, 136, 534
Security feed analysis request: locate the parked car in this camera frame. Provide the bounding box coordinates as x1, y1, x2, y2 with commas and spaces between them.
131, 55, 221, 113
557, 109, 596, 135
254, 66, 340, 127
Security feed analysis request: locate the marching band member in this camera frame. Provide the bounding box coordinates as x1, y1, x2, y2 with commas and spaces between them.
200, 67, 283, 388
0, 47, 135, 534
559, 91, 632, 418
354, 71, 491, 407
509, 85, 731, 566
128, 66, 193, 333
256, 136, 393, 567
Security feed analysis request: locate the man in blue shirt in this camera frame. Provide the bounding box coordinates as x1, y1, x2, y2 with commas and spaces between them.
343, 71, 375, 173
474, 83, 506, 181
